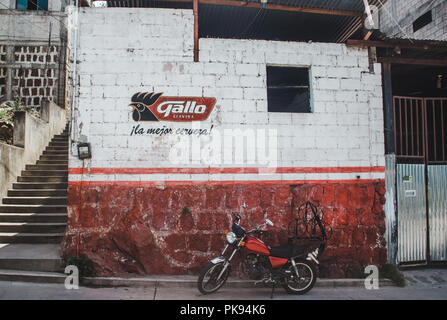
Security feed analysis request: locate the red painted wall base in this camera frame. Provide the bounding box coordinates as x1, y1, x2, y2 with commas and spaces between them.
62, 180, 387, 278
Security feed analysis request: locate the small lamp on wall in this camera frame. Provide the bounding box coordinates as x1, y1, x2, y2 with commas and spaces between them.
77, 143, 92, 160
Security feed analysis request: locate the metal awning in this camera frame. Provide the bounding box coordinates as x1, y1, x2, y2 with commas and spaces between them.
100, 0, 386, 43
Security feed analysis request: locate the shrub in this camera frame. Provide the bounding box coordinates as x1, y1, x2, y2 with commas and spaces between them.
380, 263, 406, 287
66, 255, 96, 279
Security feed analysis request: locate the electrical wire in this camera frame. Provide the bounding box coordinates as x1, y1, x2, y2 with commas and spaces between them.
236, 7, 263, 38
395, 0, 442, 33
25, 0, 68, 29
376, 0, 414, 43
0, 2, 52, 34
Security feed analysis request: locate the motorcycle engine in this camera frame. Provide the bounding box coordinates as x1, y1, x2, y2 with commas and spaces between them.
244, 254, 270, 280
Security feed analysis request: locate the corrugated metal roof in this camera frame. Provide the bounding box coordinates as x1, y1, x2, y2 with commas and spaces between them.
103, 0, 387, 43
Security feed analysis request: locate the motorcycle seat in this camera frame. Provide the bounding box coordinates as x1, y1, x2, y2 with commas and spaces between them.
270, 242, 314, 259
269, 246, 293, 259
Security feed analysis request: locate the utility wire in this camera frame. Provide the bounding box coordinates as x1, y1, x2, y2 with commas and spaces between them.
376, 0, 414, 43
25, 0, 68, 29
396, 0, 441, 32
0, 2, 51, 34
237, 7, 263, 38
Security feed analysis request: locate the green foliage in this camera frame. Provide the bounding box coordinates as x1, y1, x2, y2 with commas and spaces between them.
66, 255, 96, 279
182, 207, 191, 215
4, 93, 30, 112
0, 93, 31, 126
0, 110, 8, 121
0, 107, 14, 126
380, 263, 406, 287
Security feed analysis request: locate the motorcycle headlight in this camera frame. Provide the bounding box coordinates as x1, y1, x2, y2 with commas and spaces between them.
226, 232, 237, 244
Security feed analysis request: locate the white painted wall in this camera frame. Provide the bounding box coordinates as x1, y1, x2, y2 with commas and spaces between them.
0, 101, 66, 199
69, 8, 385, 183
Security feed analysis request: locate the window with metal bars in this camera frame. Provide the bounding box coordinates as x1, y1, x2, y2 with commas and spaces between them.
267, 66, 311, 113
16, 0, 48, 10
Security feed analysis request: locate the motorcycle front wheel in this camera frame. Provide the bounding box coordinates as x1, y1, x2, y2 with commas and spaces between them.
197, 261, 230, 295
282, 260, 317, 295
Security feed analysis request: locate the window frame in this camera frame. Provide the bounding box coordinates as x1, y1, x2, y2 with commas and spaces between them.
16, 0, 48, 11
266, 64, 313, 114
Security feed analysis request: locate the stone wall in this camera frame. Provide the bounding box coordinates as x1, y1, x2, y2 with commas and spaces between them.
65, 181, 386, 278
64, 7, 387, 278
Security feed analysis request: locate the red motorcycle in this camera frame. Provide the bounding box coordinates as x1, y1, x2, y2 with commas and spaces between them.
197, 202, 328, 295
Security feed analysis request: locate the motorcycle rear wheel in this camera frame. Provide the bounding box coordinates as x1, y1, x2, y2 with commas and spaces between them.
282, 260, 316, 295
197, 261, 230, 295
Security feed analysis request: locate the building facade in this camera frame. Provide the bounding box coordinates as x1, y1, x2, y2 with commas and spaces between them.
379, 0, 447, 41
0, 0, 68, 108
63, 7, 387, 278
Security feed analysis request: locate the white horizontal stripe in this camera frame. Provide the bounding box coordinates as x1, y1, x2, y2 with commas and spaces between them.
68, 172, 385, 182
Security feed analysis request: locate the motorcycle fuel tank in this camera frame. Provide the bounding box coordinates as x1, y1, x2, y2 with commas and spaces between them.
245, 235, 270, 255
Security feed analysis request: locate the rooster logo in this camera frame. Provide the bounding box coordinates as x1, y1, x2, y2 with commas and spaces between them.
129, 92, 162, 121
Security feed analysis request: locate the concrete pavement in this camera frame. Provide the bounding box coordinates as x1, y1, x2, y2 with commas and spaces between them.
0, 268, 446, 300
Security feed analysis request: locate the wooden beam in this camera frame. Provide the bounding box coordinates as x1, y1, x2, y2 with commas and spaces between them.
381, 62, 395, 155
363, 31, 373, 41
193, 0, 199, 62
347, 39, 447, 50
126, 0, 363, 17
377, 57, 447, 66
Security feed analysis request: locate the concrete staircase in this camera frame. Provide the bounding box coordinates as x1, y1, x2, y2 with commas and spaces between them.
0, 125, 68, 276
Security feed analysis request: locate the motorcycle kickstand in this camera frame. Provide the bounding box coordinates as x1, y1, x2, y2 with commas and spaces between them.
270, 281, 276, 299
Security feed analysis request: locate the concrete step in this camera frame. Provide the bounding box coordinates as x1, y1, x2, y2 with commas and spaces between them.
0, 269, 65, 283
12, 182, 68, 190
26, 164, 68, 171
36, 160, 68, 165
0, 260, 63, 273
0, 244, 63, 272
0, 213, 67, 223
3, 196, 67, 206
17, 176, 68, 183
0, 205, 67, 213
39, 155, 68, 161
8, 189, 67, 197
45, 146, 68, 152
49, 142, 68, 147
0, 233, 64, 244
21, 170, 68, 177
42, 150, 68, 155
2, 197, 67, 206
0, 222, 66, 233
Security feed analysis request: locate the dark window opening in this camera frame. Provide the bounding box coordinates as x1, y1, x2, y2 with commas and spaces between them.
413, 10, 432, 33
16, 0, 48, 11
267, 66, 311, 113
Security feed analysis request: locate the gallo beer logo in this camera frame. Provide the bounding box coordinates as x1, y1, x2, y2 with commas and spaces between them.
129, 92, 216, 122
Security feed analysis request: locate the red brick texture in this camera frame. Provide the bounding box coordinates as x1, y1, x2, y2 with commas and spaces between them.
62, 181, 387, 278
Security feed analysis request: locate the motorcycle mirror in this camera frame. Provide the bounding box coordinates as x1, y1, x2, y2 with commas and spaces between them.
265, 219, 274, 227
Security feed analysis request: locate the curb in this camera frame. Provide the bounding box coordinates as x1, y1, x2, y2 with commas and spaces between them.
0, 269, 395, 288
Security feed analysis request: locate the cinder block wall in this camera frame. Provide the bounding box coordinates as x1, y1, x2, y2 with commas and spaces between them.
379, 0, 447, 41
0, 4, 67, 108
65, 8, 387, 278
